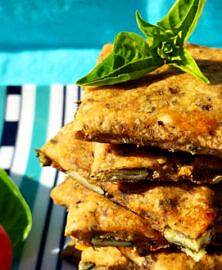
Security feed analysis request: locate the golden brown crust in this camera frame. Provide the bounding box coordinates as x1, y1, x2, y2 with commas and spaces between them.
64, 241, 222, 270
40, 123, 219, 240
74, 43, 222, 158
38, 121, 94, 177
81, 246, 131, 268
91, 143, 222, 184
100, 181, 218, 239
120, 247, 222, 270
212, 188, 222, 245
38, 121, 222, 184
51, 177, 166, 251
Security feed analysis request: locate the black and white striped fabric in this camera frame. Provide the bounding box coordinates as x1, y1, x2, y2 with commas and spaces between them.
0, 85, 82, 270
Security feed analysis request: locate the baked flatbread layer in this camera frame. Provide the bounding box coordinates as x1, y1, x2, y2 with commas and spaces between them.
80, 246, 135, 270
36, 121, 94, 177
100, 181, 217, 240
61, 238, 136, 269
99, 180, 220, 260
91, 142, 222, 184
51, 177, 166, 253
51, 176, 220, 261
37, 121, 222, 184
120, 246, 222, 270
37, 123, 220, 255
74, 43, 222, 158
64, 241, 222, 270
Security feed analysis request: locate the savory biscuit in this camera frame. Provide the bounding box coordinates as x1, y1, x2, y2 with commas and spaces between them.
74, 43, 222, 158
37, 121, 222, 184
64, 240, 222, 270
51, 176, 221, 261
91, 142, 222, 184
51, 177, 166, 253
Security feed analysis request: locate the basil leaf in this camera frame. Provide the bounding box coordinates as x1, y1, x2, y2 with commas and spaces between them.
0, 169, 32, 249
170, 48, 210, 84
76, 0, 209, 86
76, 32, 163, 86
136, 11, 171, 49
158, 0, 206, 43
136, 0, 209, 84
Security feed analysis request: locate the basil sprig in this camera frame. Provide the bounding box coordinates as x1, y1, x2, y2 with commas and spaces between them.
76, 0, 209, 86
77, 32, 164, 86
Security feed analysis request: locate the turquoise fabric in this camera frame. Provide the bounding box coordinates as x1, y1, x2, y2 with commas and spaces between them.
0, 0, 221, 84
0, 49, 101, 84
0, 88, 6, 141
0, 0, 143, 49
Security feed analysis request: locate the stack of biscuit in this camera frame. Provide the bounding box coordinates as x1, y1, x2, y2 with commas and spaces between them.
37, 43, 222, 269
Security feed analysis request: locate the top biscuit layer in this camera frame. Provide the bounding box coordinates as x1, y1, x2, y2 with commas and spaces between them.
74, 43, 222, 157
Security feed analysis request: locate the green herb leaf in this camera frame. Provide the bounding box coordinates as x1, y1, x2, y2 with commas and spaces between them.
170, 48, 210, 84
76, 32, 163, 86
157, 0, 206, 43
136, 11, 171, 49
136, 2, 209, 84
76, 0, 209, 86
0, 169, 32, 249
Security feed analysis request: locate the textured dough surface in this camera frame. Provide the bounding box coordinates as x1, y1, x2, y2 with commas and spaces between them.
37, 121, 94, 177
91, 142, 222, 184
120, 247, 222, 270
39, 125, 219, 240
38, 121, 222, 184
66, 242, 222, 270
74, 43, 222, 158
100, 180, 217, 239
51, 177, 166, 251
